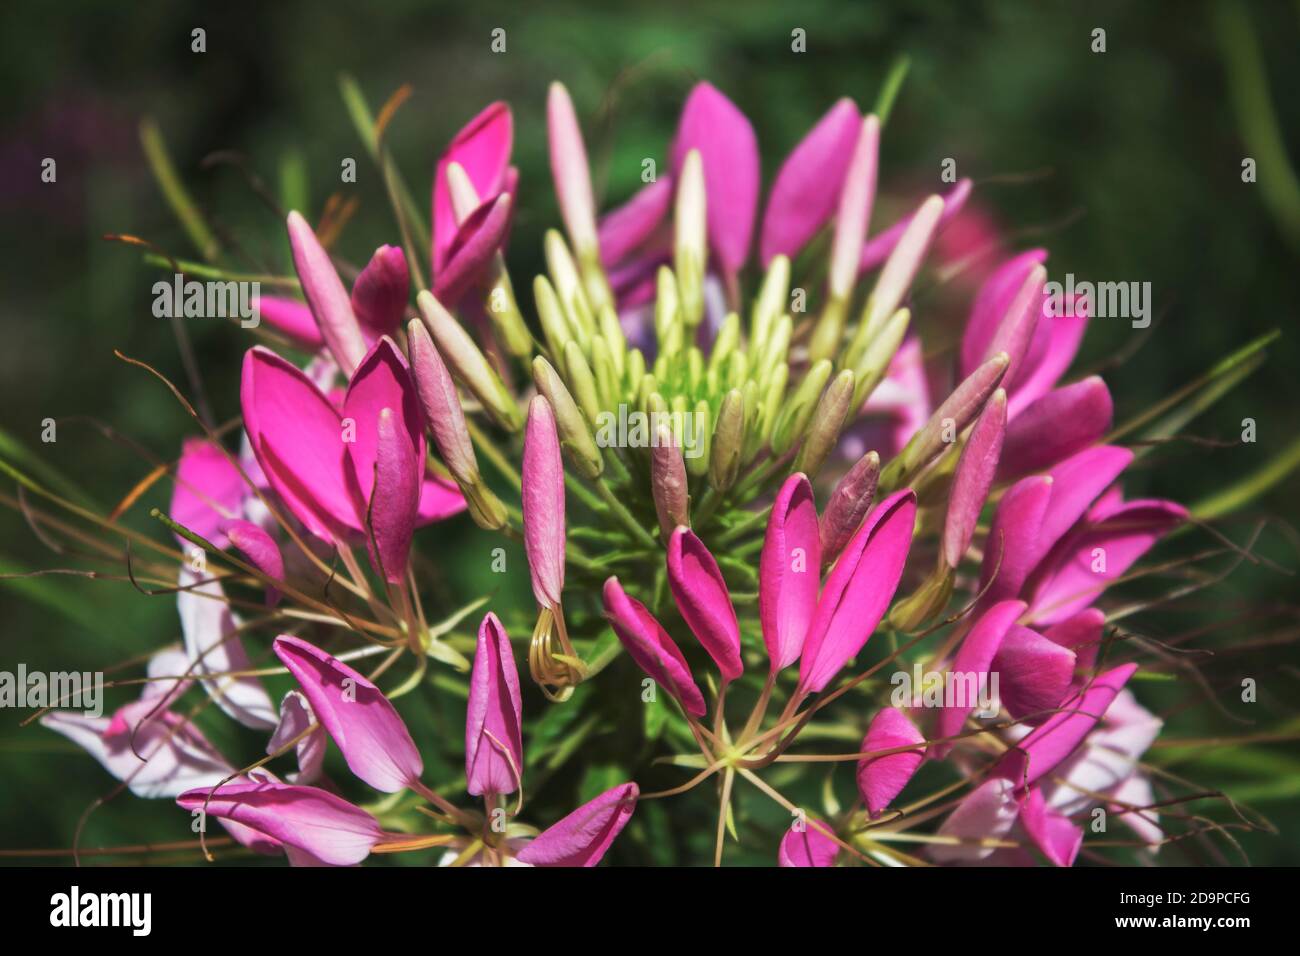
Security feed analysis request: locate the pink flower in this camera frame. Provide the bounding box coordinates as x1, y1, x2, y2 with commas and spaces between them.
465, 613, 524, 797
778, 821, 840, 867
857, 707, 925, 817
522, 395, 565, 609
515, 783, 640, 867
602, 576, 707, 718
666, 527, 743, 683
432, 102, 513, 278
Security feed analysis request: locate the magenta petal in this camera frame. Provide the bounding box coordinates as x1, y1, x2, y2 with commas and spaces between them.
433, 102, 512, 275
515, 782, 639, 867
465, 613, 524, 797
670, 82, 760, 273
977, 475, 1054, 606
341, 337, 426, 520
241, 346, 356, 539
931, 778, 1021, 863
364, 406, 420, 583
960, 249, 1049, 379
778, 821, 840, 867
257, 295, 325, 349
1027, 499, 1187, 626
171, 438, 245, 549
522, 396, 566, 609
286, 211, 367, 376
933, 600, 1025, 757
432, 193, 513, 304
602, 577, 707, 717
222, 519, 284, 606
759, 97, 860, 265
1038, 446, 1134, 551
598, 177, 674, 267
273, 635, 423, 793
667, 527, 743, 682
996, 663, 1139, 789
759, 474, 822, 675
1007, 296, 1089, 416
857, 707, 926, 816
42, 708, 233, 800
1042, 607, 1105, 677
350, 245, 409, 339
1020, 786, 1083, 867
798, 491, 916, 695
991, 624, 1077, 723
997, 377, 1113, 481
860, 178, 973, 272
176, 779, 385, 867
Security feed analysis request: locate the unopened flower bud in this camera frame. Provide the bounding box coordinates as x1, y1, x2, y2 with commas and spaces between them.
674, 149, 707, 328
533, 356, 603, 481
887, 565, 954, 631
651, 425, 690, 539
854, 193, 944, 350
772, 359, 832, 456
819, 451, 881, 566
851, 307, 911, 408
563, 340, 602, 426
751, 254, 790, 349
416, 290, 522, 432
709, 388, 745, 492
794, 369, 856, 478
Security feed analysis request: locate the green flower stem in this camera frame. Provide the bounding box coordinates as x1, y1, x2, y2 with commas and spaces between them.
592, 477, 659, 550
465, 418, 521, 492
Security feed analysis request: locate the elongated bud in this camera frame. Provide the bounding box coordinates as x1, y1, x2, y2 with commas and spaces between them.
655, 265, 684, 358
829, 115, 880, 300
651, 425, 690, 539
982, 264, 1046, 384
709, 388, 745, 491
851, 307, 911, 408
286, 211, 367, 376
794, 369, 855, 478
751, 254, 790, 349
534, 274, 574, 360
444, 161, 481, 222
564, 340, 602, 426
943, 388, 1007, 568
416, 290, 522, 432
545, 229, 596, 338
758, 314, 793, 387
675, 149, 707, 328
547, 82, 598, 259
523, 396, 566, 608
709, 312, 741, 373
882, 351, 1009, 490
856, 194, 944, 347
407, 319, 506, 530
533, 356, 603, 480
598, 304, 627, 378
808, 296, 848, 366
756, 363, 789, 453
819, 451, 880, 565
772, 359, 833, 456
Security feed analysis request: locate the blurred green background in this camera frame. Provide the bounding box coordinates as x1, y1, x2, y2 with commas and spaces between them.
1, 0, 1298, 865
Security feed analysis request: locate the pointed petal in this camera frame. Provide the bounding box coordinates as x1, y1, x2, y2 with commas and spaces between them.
760, 474, 822, 674
222, 518, 284, 605
170, 438, 245, 550
432, 193, 513, 304
515, 782, 639, 867
1019, 786, 1083, 866
778, 821, 840, 867
341, 337, 426, 519
416, 473, 467, 524
602, 577, 706, 717
943, 388, 1006, 568
286, 211, 367, 375
256, 295, 325, 349
799, 490, 916, 695
1006, 292, 1089, 416
465, 613, 524, 797
932, 600, 1025, 757
997, 377, 1113, 481
992, 624, 1077, 723
547, 82, 599, 256
365, 406, 420, 583
857, 707, 926, 816
433, 102, 512, 275
977, 475, 1054, 606
760, 98, 860, 265
1043, 607, 1104, 679
829, 115, 880, 299
241, 346, 356, 538
960, 250, 1049, 378
273, 635, 423, 793
670, 82, 759, 273
667, 527, 743, 682
176, 779, 385, 866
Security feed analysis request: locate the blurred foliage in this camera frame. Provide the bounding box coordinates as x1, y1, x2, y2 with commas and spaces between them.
1, 0, 1298, 865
